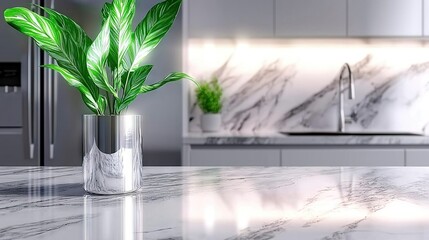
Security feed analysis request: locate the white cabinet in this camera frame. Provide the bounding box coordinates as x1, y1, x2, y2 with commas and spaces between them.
405, 149, 429, 166
424, 0, 429, 35
189, 148, 281, 166
348, 0, 423, 37
281, 149, 405, 166
275, 0, 347, 37
188, 0, 274, 38
184, 146, 408, 166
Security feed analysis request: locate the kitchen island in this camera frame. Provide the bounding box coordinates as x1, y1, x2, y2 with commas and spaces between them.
1, 167, 429, 239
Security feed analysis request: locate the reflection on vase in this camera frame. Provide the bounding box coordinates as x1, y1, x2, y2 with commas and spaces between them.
83, 194, 143, 240
83, 115, 142, 194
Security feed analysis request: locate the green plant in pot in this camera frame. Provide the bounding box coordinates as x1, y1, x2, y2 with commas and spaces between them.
4, 0, 195, 194
196, 77, 223, 132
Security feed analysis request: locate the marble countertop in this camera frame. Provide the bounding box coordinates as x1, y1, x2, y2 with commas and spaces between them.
2, 166, 429, 240
184, 131, 429, 145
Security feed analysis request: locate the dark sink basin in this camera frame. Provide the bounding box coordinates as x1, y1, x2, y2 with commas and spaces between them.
282, 131, 425, 136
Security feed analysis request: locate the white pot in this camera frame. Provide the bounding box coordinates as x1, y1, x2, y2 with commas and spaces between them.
201, 113, 222, 132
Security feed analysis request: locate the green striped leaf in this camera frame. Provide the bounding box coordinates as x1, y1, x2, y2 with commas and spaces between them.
109, 0, 135, 71
87, 18, 117, 98
101, 2, 113, 68
43, 64, 100, 114
116, 65, 153, 113
39, 6, 92, 52
4, 7, 99, 102
140, 72, 196, 94
4, 8, 60, 55
43, 64, 82, 88
97, 95, 107, 115
39, 6, 98, 96
4, 1, 193, 116
128, 0, 181, 71
101, 3, 112, 25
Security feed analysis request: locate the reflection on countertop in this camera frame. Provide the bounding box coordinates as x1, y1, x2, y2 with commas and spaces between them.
1, 167, 429, 239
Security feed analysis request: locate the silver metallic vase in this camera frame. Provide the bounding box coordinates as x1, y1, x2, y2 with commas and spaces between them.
83, 115, 142, 194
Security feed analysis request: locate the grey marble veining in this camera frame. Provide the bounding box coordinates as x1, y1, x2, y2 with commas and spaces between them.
187, 40, 429, 134
2, 167, 429, 239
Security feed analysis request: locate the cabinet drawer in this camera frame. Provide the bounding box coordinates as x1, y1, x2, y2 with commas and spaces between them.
405, 149, 429, 166
190, 148, 281, 166
282, 149, 405, 166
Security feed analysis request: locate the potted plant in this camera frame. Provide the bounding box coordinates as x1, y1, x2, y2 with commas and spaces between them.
196, 77, 223, 132
4, 0, 195, 194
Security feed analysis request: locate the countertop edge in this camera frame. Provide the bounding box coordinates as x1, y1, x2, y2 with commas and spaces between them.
183, 132, 429, 146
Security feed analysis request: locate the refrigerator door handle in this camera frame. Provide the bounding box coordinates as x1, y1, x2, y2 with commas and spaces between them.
48, 56, 55, 159
48, 0, 55, 160
27, 0, 37, 160
27, 1, 36, 160
35, 38, 41, 164
51, 70, 57, 160
27, 37, 34, 159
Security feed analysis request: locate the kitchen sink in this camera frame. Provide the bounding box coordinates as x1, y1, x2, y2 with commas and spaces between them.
281, 131, 425, 136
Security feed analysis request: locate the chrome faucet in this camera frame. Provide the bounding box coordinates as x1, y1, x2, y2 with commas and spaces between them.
338, 63, 355, 132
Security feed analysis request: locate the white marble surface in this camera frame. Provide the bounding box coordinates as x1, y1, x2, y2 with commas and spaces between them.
184, 131, 429, 145
187, 40, 429, 134
2, 167, 429, 239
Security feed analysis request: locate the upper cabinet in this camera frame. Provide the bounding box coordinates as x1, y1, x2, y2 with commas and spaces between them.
188, 0, 275, 38
275, 0, 347, 37
348, 0, 423, 37
186, 0, 425, 38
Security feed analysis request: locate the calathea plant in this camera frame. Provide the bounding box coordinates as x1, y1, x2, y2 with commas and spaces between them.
4, 0, 194, 115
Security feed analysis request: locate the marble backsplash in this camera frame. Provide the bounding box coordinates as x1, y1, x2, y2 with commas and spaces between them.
187, 39, 429, 134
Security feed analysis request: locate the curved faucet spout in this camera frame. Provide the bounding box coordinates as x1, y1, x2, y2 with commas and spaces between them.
338, 63, 355, 132
341, 63, 355, 99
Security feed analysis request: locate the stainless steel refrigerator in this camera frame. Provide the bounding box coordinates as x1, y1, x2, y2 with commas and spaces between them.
0, 0, 106, 166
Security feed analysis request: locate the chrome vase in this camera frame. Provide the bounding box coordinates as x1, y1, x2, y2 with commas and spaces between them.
83, 115, 142, 194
